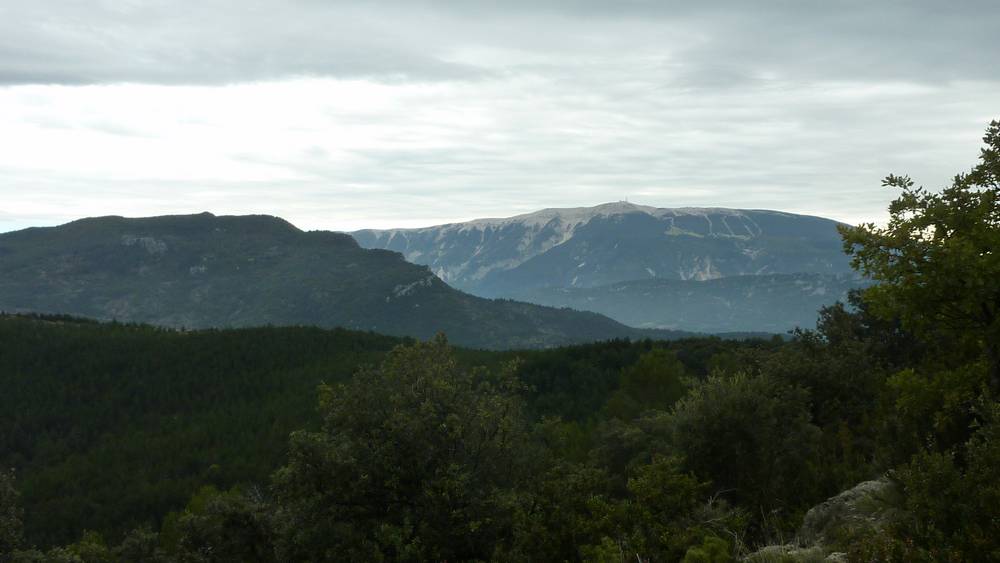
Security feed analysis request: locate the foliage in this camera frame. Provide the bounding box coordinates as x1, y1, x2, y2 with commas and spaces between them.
761, 319, 886, 493
168, 486, 276, 563
603, 350, 689, 421
764, 327, 880, 432
0, 315, 401, 547
840, 119, 1000, 393
882, 363, 989, 461
827, 120, 1000, 560
671, 374, 823, 530
271, 335, 533, 562
621, 455, 715, 561
684, 535, 735, 563
846, 533, 943, 563
887, 404, 1000, 560
1, 313, 774, 550
814, 290, 922, 373
516, 336, 781, 422
1, 470, 23, 559
114, 527, 166, 563
505, 457, 611, 561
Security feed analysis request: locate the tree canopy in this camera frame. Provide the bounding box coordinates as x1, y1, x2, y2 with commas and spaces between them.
271, 335, 534, 562
841, 119, 1000, 393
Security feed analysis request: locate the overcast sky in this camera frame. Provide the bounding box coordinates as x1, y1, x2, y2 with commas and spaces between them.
1, 0, 997, 233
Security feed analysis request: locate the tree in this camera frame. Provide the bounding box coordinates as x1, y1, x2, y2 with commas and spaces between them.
622, 455, 714, 562
604, 349, 689, 421
167, 486, 276, 563
886, 403, 1000, 560
1, 469, 24, 559
271, 335, 533, 561
670, 374, 822, 527
840, 119, 1000, 394
114, 526, 167, 563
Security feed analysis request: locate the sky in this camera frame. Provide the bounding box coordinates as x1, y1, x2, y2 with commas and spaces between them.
1, 1, 997, 233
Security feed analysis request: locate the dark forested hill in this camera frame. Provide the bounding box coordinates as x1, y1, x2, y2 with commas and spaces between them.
0, 212, 688, 349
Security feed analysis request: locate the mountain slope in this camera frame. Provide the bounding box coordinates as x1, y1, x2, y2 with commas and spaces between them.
0, 213, 687, 349
352, 202, 853, 297
510, 273, 868, 333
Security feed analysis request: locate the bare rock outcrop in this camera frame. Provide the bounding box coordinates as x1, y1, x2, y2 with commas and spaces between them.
746, 479, 901, 562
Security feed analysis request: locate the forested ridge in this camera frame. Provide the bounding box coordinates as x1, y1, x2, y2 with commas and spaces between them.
1, 121, 999, 561
0, 211, 694, 350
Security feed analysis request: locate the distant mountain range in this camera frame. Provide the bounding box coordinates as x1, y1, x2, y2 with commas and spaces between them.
0, 213, 697, 349
0, 205, 867, 342
353, 202, 866, 332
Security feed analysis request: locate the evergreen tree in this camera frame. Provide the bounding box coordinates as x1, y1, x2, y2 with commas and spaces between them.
1, 470, 24, 560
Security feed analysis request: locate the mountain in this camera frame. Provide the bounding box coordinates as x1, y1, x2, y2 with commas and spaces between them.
509, 273, 868, 333
0, 212, 692, 349
351, 202, 855, 298
351, 202, 864, 332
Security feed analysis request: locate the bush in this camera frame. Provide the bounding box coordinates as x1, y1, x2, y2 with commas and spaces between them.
671, 374, 822, 532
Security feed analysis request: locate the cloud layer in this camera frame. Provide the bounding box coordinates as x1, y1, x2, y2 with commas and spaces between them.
0, 1, 997, 232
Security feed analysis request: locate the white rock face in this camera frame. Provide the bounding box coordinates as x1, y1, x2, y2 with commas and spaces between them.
390, 275, 436, 298
121, 234, 168, 255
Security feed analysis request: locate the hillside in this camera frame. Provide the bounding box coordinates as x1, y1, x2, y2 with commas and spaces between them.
352, 202, 853, 297
0, 212, 689, 349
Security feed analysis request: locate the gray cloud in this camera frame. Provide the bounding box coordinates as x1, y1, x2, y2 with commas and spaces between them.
1, 1, 997, 85
0, 1, 482, 85
0, 1, 996, 233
